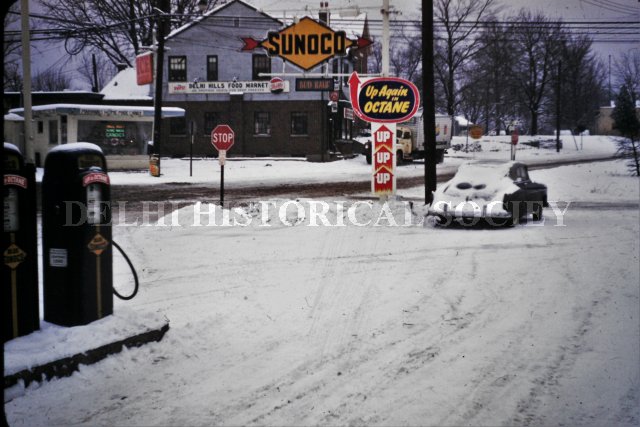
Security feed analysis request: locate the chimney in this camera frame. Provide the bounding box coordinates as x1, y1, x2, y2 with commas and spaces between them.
319, 2, 329, 25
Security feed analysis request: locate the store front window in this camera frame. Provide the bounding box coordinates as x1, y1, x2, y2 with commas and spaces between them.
77, 120, 152, 155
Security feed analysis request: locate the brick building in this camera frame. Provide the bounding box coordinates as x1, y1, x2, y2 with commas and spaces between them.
157, 0, 370, 158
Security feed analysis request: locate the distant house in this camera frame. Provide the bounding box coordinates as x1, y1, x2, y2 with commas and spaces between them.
596, 102, 640, 135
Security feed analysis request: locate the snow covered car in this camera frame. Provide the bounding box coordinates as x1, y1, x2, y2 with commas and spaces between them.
429, 160, 548, 226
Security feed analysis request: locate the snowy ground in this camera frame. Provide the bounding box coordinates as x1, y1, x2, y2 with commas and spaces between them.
48, 134, 617, 188
6, 137, 640, 426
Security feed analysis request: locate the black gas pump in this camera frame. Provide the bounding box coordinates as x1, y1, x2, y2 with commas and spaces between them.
3, 143, 40, 342
42, 143, 113, 326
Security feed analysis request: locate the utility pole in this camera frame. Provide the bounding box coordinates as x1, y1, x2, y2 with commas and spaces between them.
381, 0, 390, 76
423, 0, 437, 204
556, 60, 562, 153
152, 0, 169, 176
20, 0, 34, 165
91, 54, 99, 92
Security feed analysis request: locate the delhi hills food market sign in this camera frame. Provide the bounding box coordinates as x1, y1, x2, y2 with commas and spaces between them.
242, 17, 372, 71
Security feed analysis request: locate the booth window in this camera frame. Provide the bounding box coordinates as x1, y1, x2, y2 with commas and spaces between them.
204, 112, 219, 135
206, 56, 218, 81
254, 112, 271, 136
291, 112, 308, 136
168, 56, 187, 82
169, 117, 187, 135
252, 54, 271, 80
77, 120, 151, 155
48, 120, 58, 144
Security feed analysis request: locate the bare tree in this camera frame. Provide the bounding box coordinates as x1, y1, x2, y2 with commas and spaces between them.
38, 0, 219, 67
508, 10, 564, 135
76, 51, 117, 92
389, 32, 422, 83
32, 68, 71, 91
555, 35, 606, 133
4, 2, 23, 91
433, 0, 498, 116
4, 62, 23, 91
367, 37, 383, 75
614, 51, 640, 101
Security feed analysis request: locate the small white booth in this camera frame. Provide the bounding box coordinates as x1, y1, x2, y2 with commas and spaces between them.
5, 104, 185, 169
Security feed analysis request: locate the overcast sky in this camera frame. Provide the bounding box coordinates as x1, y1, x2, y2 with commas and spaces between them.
18, 0, 640, 88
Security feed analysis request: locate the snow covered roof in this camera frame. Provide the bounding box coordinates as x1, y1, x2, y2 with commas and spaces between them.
49, 142, 103, 154
100, 68, 152, 101
9, 104, 184, 118
166, 0, 282, 40
4, 113, 24, 122
327, 12, 368, 39
455, 116, 471, 126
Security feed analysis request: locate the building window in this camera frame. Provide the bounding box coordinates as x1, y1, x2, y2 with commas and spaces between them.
168, 56, 187, 82
206, 56, 218, 81
37, 121, 44, 134
204, 112, 219, 135
254, 112, 271, 135
252, 54, 271, 80
233, 17, 240, 27
169, 117, 187, 135
291, 112, 308, 136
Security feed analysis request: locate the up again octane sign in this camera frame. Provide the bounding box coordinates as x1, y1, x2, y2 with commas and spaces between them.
242, 17, 372, 71
348, 72, 420, 123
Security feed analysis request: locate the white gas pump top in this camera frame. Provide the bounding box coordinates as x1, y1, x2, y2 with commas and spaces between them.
49, 142, 104, 154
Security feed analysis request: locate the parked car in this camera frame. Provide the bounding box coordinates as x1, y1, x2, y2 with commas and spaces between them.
428, 160, 548, 226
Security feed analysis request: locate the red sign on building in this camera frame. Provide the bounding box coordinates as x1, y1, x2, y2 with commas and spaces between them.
136, 53, 154, 85
372, 124, 396, 196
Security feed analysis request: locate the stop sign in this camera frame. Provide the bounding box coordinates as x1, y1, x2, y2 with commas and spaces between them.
211, 124, 235, 151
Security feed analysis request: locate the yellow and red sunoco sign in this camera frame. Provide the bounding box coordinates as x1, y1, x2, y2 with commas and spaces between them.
348, 72, 420, 123
242, 17, 372, 71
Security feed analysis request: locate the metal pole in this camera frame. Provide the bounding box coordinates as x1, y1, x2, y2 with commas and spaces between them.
556, 60, 561, 153
152, 0, 169, 176
423, 0, 437, 205
20, 0, 34, 165
220, 164, 224, 206
381, 0, 390, 77
190, 121, 194, 177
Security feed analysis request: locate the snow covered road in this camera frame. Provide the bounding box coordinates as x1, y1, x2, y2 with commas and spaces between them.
5, 160, 639, 426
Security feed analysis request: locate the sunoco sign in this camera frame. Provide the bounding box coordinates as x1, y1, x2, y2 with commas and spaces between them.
242, 17, 372, 71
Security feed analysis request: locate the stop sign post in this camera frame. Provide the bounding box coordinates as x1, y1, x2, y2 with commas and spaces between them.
510, 128, 519, 161
211, 124, 235, 205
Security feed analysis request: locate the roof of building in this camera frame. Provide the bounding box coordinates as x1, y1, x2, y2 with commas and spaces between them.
9, 103, 184, 118
100, 67, 152, 101
166, 0, 282, 41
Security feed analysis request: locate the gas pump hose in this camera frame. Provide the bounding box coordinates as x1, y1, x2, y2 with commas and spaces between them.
111, 240, 139, 300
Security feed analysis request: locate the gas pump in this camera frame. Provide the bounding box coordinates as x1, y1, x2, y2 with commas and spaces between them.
3, 143, 40, 342
42, 143, 113, 326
